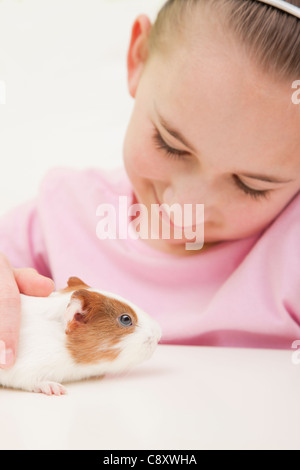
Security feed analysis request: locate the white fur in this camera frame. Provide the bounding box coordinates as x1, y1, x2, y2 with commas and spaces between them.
0, 289, 161, 394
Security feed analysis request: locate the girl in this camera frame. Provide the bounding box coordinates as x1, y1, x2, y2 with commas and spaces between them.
0, 0, 300, 368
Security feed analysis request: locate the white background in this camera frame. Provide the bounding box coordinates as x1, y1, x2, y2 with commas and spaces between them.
0, 0, 164, 215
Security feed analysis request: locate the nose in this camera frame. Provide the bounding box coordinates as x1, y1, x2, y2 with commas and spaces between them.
161, 186, 213, 227
162, 184, 209, 209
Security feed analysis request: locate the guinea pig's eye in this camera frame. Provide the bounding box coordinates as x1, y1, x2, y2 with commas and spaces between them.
118, 314, 133, 327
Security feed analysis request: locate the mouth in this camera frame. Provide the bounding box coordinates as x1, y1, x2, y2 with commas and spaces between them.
143, 334, 160, 358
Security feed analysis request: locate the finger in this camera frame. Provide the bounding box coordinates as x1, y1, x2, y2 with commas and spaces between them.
13, 268, 55, 297
0, 256, 21, 368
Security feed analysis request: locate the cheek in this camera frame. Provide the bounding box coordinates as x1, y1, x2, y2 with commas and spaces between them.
225, 209, 253, 231
123, 120, 168, 183
220, 198, 279, 237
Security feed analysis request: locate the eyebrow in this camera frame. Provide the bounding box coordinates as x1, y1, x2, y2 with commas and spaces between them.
154, 103, 294, 185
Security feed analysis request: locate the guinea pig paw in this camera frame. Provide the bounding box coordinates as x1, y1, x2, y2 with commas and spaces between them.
33, 381, 67, 396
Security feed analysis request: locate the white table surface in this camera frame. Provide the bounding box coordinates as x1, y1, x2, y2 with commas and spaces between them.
0, 344, 299, 450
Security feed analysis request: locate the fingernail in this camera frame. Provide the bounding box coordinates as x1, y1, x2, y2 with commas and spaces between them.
0, 341, 14, 368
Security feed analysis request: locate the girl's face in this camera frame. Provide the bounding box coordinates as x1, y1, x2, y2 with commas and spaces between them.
123, 15, 300, 255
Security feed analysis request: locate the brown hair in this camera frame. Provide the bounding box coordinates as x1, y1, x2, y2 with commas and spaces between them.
147, 0, 300, 82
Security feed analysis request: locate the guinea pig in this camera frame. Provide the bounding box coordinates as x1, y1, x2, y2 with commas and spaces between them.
0, 277, 162, 395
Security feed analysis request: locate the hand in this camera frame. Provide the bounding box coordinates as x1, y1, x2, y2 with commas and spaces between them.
0, 254, 55, 369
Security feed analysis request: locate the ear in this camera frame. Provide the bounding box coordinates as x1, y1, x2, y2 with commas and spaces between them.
127, 14, 152, 98
64, 296, 86, 333
64, 289, 101, 334
66, 277, 90, 289
60, 277, 90, 294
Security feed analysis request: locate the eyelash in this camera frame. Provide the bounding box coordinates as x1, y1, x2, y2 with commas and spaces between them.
233, 175, 271, 201
152, 129, 272, 201
152, 129, 188, 160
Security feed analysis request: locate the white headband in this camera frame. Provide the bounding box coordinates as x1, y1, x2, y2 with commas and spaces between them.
255, 0, 300, 18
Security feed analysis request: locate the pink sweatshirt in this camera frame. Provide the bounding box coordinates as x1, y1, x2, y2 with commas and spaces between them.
0, 166, 299, 349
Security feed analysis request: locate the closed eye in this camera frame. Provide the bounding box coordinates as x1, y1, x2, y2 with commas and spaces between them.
152, 127, 273, 201
152, 129, 189, 160
233, 175, 272, 200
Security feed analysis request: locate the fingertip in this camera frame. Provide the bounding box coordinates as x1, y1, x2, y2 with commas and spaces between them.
14, 268, 56, 297
40, 277, 56, 296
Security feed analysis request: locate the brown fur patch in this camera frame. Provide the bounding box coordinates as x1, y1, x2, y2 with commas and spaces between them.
60, 276, 90, 293
65, 289, 138, 365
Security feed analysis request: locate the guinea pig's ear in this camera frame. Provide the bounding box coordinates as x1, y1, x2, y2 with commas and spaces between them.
64, 299, 85, 332
67, 276, 90, 289
64, 289, 99, 333
60, 277, 90, 294
68, 276, 89, 287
